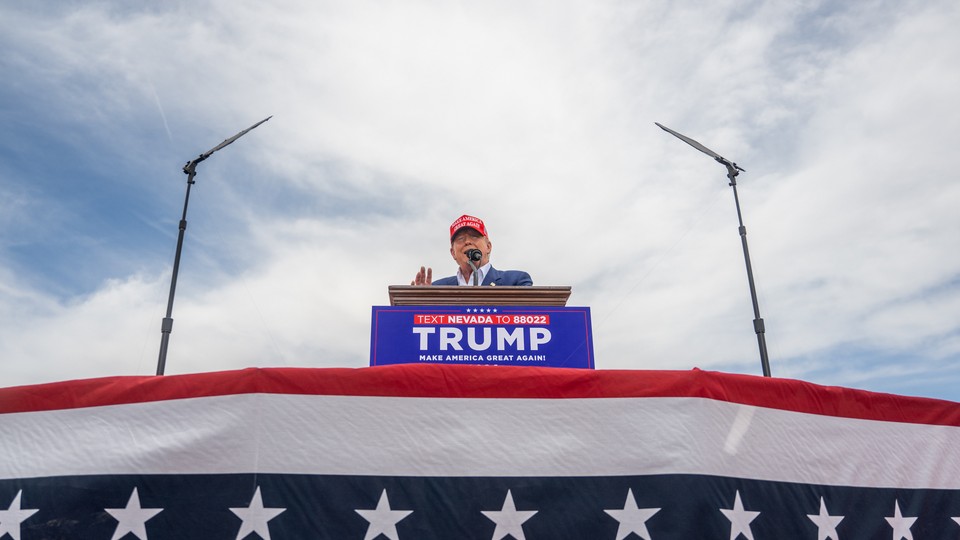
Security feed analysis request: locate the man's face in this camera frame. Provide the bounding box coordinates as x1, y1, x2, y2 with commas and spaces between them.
450, 228, 492, 268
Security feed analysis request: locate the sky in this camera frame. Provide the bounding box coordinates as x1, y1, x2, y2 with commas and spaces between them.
1, 0, 958, 402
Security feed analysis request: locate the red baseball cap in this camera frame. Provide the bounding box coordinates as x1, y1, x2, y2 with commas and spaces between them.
449, 214, 488, 240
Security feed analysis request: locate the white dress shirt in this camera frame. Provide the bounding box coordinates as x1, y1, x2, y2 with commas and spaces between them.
456, 262, 491, 286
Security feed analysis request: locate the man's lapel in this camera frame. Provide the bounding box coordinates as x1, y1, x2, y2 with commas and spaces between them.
482, 267, 500, 286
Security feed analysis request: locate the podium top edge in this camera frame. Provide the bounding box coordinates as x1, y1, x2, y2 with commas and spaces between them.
387, 285, 572, 306
387, 285, 572, 291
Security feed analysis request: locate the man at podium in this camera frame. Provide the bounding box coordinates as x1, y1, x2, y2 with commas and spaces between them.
411, 214, 533, 287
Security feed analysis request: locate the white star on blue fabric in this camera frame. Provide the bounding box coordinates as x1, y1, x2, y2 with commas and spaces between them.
229, 486, 286, 540
105, 487, 163, 540
806, 497, 843, 540
719, 490, 760, 540
0, 490, 38, 540
604, 488, 660, 540
884, 500, 916, 540
482, 489, 538, 540
355, 489, 413, 540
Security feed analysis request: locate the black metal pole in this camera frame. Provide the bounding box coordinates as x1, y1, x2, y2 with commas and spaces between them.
156, 164, 197, 375
655, 122, 772, 377
725, 164, 772, 377
155, 116, 272, 376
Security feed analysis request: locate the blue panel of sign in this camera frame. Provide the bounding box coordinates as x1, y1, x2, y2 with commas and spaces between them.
370, 306, 594, 369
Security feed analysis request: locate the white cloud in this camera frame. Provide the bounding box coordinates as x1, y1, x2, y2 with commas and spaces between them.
0, 269, 166, 383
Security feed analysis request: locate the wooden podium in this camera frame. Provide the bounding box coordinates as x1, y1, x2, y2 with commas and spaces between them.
376, 286, 591, 368
387, 286, 572, 306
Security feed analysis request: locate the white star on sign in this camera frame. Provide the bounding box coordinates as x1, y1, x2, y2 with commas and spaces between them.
954, 516, 960, 527
719, 490, 760, 540
0, 490, 38, 540
230, 486, 286, 540
884, 500, 916, 540
105, 487, 162, 540
604, 488, 660, 540
355, 489, 412, 540
806, 497, 843, 540
482, 489, 538, 540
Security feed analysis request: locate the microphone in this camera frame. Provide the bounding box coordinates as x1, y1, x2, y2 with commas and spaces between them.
465, 249, 482, 286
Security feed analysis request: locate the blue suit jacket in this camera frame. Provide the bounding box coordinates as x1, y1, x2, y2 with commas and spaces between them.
432, 266, 533, 286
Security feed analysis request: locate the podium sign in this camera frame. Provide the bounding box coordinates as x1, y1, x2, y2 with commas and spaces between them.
370, 305, 594, 369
